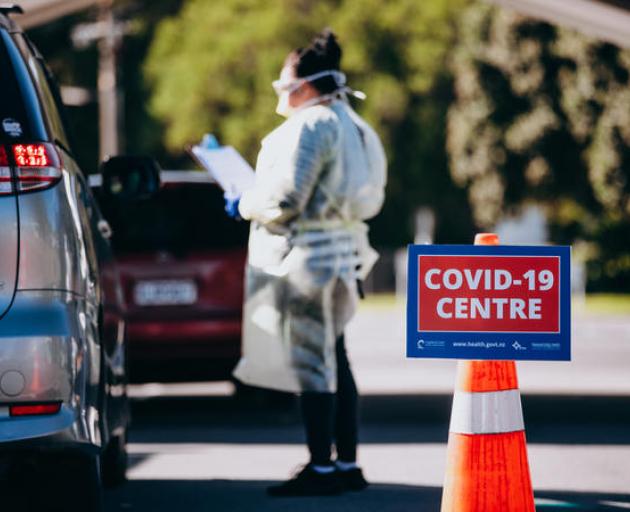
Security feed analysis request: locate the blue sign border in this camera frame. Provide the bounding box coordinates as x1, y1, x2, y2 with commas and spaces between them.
406, 245, 571, 361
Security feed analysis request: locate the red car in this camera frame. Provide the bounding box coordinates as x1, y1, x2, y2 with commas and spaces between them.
92, 170, 248, 382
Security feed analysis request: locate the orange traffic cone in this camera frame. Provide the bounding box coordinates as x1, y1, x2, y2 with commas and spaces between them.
440, 233, 535, 512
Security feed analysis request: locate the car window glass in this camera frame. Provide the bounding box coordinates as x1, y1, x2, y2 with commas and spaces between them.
0, 30, 39, 142
97, 183, 250, 254
13, 34, 70, 148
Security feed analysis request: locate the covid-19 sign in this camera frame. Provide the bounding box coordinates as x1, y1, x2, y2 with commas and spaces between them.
406, 245, 571, 361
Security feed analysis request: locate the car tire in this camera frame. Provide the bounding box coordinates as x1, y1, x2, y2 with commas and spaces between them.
101, 430, 128, 488
63, 453, 104, 512
4, 458, 37, 512
19, 453, 104, 512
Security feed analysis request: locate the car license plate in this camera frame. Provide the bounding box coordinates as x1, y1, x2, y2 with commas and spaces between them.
134, 280, 198, 306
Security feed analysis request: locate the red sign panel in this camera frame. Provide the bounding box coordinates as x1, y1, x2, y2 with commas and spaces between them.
418, 255, 560, 333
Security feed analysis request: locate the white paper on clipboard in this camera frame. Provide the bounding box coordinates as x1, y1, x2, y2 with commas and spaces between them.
190, 145, 256, 198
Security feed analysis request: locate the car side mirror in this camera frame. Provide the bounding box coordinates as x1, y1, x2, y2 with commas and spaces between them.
99, 155, 161, 202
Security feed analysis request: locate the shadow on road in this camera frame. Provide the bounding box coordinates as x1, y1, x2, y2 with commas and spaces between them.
535, 491, 630, 511
101, 391, 630, 512
128, 393, 630, 445
105, 480, 440, 512
104, 479, 630, 512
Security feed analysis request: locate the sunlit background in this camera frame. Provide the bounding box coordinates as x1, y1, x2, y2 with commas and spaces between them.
8, 3, 630, 510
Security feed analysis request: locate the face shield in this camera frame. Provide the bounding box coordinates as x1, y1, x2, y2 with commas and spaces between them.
272, 69, 349, 118
272, 69, 347, 96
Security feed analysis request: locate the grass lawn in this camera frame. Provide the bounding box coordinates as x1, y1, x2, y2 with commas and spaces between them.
580, 294, 630, 315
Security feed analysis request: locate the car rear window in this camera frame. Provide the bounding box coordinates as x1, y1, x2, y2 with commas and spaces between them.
0, 30, 45, 143
12, 34, 70, 149
99, 183, 249, 254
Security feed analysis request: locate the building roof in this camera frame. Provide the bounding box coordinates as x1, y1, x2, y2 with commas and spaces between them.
11, 1, 630, 50
489, 0, 630, 49
12, 0, 99, 28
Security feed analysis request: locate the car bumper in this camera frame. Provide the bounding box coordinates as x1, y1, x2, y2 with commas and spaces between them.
127, 318, 242, 382
0, 291, 101, 451
0, 405, 98, 455
127, 317, 242, 357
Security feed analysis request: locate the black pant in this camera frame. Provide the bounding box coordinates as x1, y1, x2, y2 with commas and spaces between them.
300, 334, 359, 466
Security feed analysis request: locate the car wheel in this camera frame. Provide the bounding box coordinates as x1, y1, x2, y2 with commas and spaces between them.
4, 458, 37, 511
63, 453, 104, 512
22, 453, 104, 512
101, 430, 128, 488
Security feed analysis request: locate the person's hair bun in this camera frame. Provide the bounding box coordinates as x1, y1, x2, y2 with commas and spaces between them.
311, 29, 341, 70
286, 28, 344, 93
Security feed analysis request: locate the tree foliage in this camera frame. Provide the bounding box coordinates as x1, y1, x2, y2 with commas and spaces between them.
448, 4, 630, 289
145, 0, 473, 247
27, 0, 185, 171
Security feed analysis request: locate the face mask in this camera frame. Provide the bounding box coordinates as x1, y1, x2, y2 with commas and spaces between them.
272, 70, 346, 96
273, 69, 347, 118
275, 89, 297, 118
274, 66, 303, 118
273, 69, 366, 118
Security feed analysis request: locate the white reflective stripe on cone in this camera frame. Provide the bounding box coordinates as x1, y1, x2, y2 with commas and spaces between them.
449, 389, 525, 435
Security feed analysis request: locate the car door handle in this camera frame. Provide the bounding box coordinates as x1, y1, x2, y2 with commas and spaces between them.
98, 219, 113, 240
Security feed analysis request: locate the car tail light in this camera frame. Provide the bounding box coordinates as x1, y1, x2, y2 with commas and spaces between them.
10, 402, 62, 417
0, 142, 62, 196
13, 143, 62, 193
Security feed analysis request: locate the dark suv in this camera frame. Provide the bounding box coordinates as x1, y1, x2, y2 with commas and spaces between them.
0, 6, 129, 510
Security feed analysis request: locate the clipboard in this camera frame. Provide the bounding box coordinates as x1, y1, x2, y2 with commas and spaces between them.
187, 144, 256, 198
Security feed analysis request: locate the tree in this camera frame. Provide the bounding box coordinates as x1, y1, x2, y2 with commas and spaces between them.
145, 0, 473, 247
27, 0, 185, 171
448, 3, 630, 290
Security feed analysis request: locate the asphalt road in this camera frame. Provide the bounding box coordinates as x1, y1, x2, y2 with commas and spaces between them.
106, 303, 630, 512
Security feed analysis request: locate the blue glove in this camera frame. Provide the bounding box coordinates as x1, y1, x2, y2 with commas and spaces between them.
201, 133, 220, 149
224, 195, 241, 219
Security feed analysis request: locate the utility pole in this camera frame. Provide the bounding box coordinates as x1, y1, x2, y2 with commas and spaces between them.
97, 0, 119, 160
72, 0, 129, 162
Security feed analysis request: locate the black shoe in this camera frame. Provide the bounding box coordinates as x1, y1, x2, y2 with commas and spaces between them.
338, 467, 369, 491
267, 465, 343, 497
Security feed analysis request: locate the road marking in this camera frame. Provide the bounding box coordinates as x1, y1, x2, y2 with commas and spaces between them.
599, 502, 630, 510
534, 498, 581, 508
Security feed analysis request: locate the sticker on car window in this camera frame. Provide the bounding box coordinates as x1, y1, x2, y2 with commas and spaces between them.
2, 118, 22, 137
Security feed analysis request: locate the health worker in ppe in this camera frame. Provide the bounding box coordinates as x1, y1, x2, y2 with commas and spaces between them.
227, 29, 387, 497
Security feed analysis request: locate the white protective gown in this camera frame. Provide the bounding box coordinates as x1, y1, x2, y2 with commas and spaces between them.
232, 100, 387, 393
